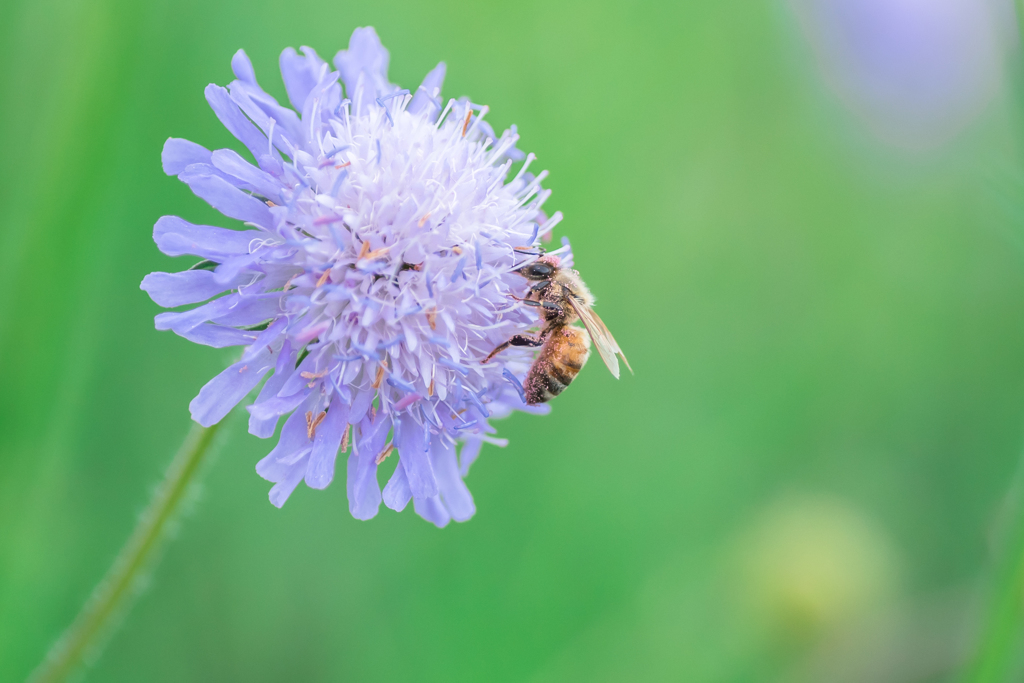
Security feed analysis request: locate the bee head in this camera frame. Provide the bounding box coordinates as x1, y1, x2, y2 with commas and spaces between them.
517, 255, 561, 280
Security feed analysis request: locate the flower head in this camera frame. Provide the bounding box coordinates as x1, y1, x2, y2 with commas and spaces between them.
143, 27, 566, 526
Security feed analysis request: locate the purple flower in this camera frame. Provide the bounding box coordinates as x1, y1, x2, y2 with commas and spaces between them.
791, 0, 1011, 148
143, 27, 562, 526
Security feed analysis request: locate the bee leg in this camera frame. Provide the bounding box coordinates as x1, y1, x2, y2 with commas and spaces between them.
481, 334, 544, 364
512, 296, 561, 312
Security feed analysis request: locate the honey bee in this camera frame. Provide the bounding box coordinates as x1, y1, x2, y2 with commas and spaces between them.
481, 253, 631, 404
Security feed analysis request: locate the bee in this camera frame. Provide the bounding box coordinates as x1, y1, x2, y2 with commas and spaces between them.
481, 253, 631, 404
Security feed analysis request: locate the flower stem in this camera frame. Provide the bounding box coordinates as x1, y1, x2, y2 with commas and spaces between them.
29, 419, 226, 683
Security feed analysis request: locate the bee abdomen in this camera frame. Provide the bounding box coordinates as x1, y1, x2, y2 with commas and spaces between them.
524, 327, 591, 404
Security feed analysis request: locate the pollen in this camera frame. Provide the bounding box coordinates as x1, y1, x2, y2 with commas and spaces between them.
305, 410, 327, 440
301, 368, 330, 380
363, 246, 390, 261
375, 443, 395, 465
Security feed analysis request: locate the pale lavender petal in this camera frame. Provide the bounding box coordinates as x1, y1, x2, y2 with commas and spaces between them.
413, 494, 451, 528
348, 386, 374, 424
140, 270, 236, 307
211, 253, 258, 286
248, 388, 294, 438
162, 138, 211, 175
382, 460, 411, 512
205, 84, 267, 160
176, 161, 258, 194
228, 84, 303, 154
280, 46, 325, 111
395, 419, 437, 499
268, 458, 308, 508
178, 172, 274, 227
459, 438, 483, 477
209, 294, 282, 327
256, 396, 315, 481
230, 49, 257, 83
175, 323, 256, 348
333, 26, 392, 114
430, 438, 475, 522
346, 409, 390, 519
408, 62, 445, 118
277, 351, 322, 397
241, 317, 287, 362
226, 49, 308, 152
153, 215, 260, 259
305, 396, 349, 489
248, 341, 298, 437
247, 389, 309, 422
211, 149, 282, 201
155, 294, 238, 333
189, 346, 273, 427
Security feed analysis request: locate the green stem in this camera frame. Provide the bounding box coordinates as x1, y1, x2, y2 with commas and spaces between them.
28, 419, 225, 683
959, 448, 1024, 683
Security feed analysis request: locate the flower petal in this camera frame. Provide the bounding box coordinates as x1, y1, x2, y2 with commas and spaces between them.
189, 346, 273, 427
153, 215, 260, 259
175, 323, 257, 348
458, 438, 483, 477
348, 386, 375, 424
140, 270, 236, 307
178, 172, 274, 227
280, 46, 326, 111
155, 295, 238, 333
276, 349, 326, 397
248, 342, 300, 437
408, 62, 445, 118
256, 394, 316, 482
430, 437, 475, 522
382, 460, 411, 512
205, 83, 268, 160
333, 27, 392, 114
209, 294, 282, 328
247, 389, 309, 422
230, 48, 257, 84
162, 138, 211, 175
211, 149, 282, 201
240, 317, 287, 363
395, 418, 437, 499
268, 457, 309, 508
210, 253, 258, 286
346, 409, 389, 519
413, 494, 451, 528
306, 396, 349, 489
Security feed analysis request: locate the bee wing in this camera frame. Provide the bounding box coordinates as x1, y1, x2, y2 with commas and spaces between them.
567, 297, 633, 379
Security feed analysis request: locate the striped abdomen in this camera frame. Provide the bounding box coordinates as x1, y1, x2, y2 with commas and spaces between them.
524, 326, 591, 404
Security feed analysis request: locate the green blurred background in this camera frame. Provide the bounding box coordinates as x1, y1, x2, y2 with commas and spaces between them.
4, 0, 1024, 680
